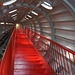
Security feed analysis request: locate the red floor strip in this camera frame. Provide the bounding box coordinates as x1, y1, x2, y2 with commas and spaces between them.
14, 28, 56, 75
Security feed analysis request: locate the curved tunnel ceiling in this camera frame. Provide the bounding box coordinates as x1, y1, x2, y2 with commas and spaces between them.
0, 0, 75, 51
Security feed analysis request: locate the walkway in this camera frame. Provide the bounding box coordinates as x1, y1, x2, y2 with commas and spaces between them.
14, 28, 56, 75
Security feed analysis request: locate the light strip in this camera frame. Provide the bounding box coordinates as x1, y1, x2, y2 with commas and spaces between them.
27, 15, 32, 18
9, 9, 17, 14
25, 17, 29, 20
31, 11, 38, 15
41, 1, 53, 10
14, 19, 16, 20
44, 1, 51, 6
21, 20, 23, 22
23, 19, 26, 21
11, 14, 17, 17
0, 22, 4, 24
13, 16, 17, 19
21, 18, 26, 22
3, 0, 17, 6
13, 18, 17, 20
6, 23, 9, 24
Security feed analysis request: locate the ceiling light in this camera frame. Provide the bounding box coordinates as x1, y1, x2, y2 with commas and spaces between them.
23, 18, 26, 21
3, 0, 17, 6
31, 11, 38, 15
21, 19, 23, 22
41, 1, 53, 10
10, 23, 13, 25
23, 19, 26, 21
13, 18, 17, 20
13, 16, 17, 19
9, 23, 13, 25
44, 1, 51, 6
0, 22, 4, 24
13, 18, 16, 20
13, 17, 17, 20
27, 15, 32, 18
9, 9, 17, 14
25, 17, 29, 20
21, 20, 23, 22
21, 18, 26, 22
11, 14, 17, 17
6, 23, 9, 24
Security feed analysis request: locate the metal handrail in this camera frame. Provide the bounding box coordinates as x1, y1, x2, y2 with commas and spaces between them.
25, 27, 75, 75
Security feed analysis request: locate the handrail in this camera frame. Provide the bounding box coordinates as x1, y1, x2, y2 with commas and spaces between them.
25, 27, 75, 55
0, 26, 16, 75
25, 27, 75, 75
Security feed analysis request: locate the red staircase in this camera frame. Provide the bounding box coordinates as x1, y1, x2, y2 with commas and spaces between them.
0, 27, 75, 75
14, 28, 55, 75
